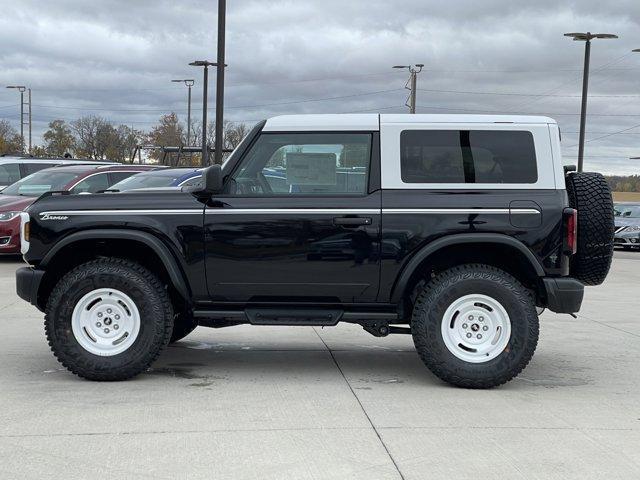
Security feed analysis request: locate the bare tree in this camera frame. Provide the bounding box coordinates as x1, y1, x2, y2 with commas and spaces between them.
72, 115, 116, 159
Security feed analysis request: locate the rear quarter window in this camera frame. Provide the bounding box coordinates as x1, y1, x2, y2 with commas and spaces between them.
400, 130, 538, 184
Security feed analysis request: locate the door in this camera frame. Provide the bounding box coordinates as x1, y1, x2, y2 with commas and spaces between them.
205, 131, 381, 303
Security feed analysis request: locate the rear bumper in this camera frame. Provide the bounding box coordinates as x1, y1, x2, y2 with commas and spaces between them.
16, 267, 45, 309
542, 277, 584, 314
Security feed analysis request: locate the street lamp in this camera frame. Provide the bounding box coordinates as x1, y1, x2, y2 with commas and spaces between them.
189, 61, 217, 166
564, 32, 618, 172
5, 85, 31, 154
171, 79, 195, 162
393, 64, 424, 114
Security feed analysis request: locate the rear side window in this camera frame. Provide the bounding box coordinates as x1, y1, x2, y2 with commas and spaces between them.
71, 173, 110, 193
0, 163, 20, 184
400, 130, 538, 184
22, 163, 57, 176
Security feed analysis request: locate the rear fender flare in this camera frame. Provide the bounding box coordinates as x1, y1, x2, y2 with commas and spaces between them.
389, 233, 545, 303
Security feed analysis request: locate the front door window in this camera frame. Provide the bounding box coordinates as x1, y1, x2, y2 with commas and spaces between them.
228, 133, 371, 196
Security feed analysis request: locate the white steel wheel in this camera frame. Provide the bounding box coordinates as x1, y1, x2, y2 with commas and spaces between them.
441, 293, 511, 363
71, 288, 141, 356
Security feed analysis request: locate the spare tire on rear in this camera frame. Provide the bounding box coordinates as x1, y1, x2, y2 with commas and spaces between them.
565, 172, 614, 286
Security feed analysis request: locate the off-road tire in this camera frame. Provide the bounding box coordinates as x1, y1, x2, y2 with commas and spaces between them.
411, 264, 539, 389
566, 172, 614, 285
45, 258, 174, 381
170, 313, 198, 343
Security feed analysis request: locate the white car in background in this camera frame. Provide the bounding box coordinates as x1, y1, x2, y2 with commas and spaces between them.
0, 155, 116, 190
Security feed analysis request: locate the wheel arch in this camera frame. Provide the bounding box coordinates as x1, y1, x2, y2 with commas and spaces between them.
37, 229, 191, 309
390, 233, 545, 305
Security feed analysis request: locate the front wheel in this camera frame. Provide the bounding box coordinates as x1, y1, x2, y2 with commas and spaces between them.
45, 258, 174, 381
411, 264, 539, 388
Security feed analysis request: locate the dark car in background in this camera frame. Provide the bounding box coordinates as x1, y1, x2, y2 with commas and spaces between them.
614, 203, 640, 250
110, 167, 203, 191
0, 164, 160, 254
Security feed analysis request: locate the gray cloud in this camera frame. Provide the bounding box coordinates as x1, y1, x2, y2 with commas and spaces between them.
0, 0, 639, 174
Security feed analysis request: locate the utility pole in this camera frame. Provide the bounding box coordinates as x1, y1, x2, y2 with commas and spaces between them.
393, 64, 424, 114
172, 79, 195, 162
6, 85, 31, 154
190, 61, 217, 166
564, 32, 618, 172
214, 0, 227, 166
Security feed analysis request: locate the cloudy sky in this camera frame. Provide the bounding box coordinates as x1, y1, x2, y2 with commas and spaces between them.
1, 0, 639, 174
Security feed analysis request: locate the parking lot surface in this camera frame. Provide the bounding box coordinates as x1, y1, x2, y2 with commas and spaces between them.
0, 251, 639, 479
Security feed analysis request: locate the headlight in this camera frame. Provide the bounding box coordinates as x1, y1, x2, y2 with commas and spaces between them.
0, 211, 21, 221
625, 225, 640, 232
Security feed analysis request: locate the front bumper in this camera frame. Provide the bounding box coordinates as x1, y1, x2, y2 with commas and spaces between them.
16, 267, 45, 309
542, 277, 584, 314
0, 216, 21, 254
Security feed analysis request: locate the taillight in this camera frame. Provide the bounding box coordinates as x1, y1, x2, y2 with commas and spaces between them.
563, 208, 577, 255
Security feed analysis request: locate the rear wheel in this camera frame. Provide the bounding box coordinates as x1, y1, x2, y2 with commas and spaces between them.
411, 264, 539, 388
45, 258, 174, 381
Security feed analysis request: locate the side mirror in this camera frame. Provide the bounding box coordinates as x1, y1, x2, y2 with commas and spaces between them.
202, 164, 223, 194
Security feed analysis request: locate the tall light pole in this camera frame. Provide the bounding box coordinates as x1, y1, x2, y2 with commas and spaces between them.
564, 32, 618, 172
6, 85, 31, 154
171, 79, 195, 148
214, 0, 227, 166
189, 61, 217, 166
393, 64, 424, 114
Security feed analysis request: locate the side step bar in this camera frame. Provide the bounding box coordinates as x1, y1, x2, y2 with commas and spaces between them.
192, 308, 407, 336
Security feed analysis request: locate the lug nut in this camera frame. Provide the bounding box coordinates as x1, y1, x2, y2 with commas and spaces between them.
477, 334, 482, 339
114, 325, 119, 330
462, 323, 468, 329
466, 333, 472, 338
468, 315, 474, 320
96, 322, 102, 327
479, 316, 484, 322
483, 325, 488, 331
104, 328, 110, 334
106, 308, 112, 314
97, 312, 103, 318
115, 314, 120, 320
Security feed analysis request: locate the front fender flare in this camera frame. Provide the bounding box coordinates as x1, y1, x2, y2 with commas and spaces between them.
40, 229, 191, 301
389, 233, 545, 303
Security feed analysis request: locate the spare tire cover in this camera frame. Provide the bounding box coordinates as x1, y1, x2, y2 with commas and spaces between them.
565, 172, 614, 286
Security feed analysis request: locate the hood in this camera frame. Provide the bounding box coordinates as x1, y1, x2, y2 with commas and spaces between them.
0, 194, 36, 212
615, 217, 640, 228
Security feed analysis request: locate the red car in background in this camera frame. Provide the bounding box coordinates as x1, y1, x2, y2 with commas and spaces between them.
0, 164, 161, 254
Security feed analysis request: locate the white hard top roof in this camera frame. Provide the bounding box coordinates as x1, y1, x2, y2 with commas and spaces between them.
263, 114, 556, 131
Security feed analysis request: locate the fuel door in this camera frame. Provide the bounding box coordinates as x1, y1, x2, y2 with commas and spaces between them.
509, 200, 542, 228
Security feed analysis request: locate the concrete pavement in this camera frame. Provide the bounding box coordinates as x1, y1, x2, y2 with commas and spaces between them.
0, 251, 638, 479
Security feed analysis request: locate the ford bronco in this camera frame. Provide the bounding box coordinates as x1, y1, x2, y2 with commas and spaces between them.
15, 114, 615, 388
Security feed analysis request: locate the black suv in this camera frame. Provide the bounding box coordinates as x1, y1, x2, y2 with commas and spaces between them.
15, 114, 614, 388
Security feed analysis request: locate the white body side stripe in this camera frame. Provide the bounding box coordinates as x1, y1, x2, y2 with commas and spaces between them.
39, 208, 538, 217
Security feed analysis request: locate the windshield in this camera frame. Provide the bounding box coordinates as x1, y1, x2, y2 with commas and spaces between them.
614, 205, 640, 218
1, 170, 81, 197
111, 172, 189, 191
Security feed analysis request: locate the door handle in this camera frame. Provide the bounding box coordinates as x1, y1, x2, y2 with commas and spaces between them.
333, 216, 372, 227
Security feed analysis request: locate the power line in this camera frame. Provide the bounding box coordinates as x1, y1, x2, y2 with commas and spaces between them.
565, 122, 640, 148
28, 88, 404, 113
417, 87, 640, 98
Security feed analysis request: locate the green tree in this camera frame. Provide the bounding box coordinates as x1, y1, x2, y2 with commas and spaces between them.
0, 120, 22, 155
43, 119, 76, 157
